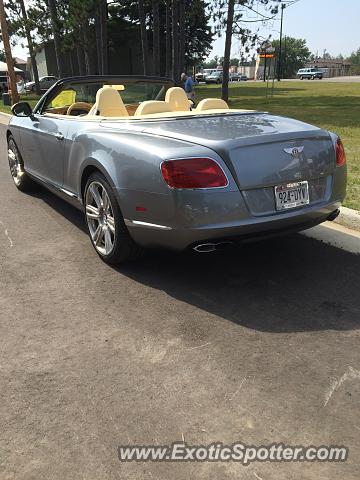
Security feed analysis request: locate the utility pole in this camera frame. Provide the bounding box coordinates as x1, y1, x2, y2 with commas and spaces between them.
277, 3, 285, 81
0, 0, 19, 104
19, 0, 41, 95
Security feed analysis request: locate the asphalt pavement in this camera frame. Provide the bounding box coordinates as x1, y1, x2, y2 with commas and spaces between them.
0, 124, 359, 480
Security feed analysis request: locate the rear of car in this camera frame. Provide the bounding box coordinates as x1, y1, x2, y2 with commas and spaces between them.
103, 113, 346, 251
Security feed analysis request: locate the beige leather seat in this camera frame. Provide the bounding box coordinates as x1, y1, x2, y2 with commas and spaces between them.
196, 98, 229, 111
134, 100, 172, 116
165, 87, 192, 111
89, 87, 129, 117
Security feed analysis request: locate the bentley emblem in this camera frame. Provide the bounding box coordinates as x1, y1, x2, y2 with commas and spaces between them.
283, 146, 304, 157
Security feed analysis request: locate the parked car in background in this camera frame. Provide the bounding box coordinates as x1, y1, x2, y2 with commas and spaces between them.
195, 69, 219, 82
230, 73, 248, 82
297, 68, 323, 80
205, 71, 223, 84
25, 76, 58, 92
230, 72, 240, 82
0, 76, 8, 93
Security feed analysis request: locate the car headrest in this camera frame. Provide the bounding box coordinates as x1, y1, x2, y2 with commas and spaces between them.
196, 98, 229, 111
134, 101, 173, 116
94, 87, 129, 117
165, 87, 192, 111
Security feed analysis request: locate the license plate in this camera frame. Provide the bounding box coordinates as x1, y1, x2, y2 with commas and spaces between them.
274, 181, 309, 210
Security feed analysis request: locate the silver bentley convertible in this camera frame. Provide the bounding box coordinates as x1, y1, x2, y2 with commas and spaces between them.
7, 75, 347, 264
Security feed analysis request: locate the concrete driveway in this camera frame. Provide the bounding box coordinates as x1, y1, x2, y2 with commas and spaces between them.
0, 124, 359, 479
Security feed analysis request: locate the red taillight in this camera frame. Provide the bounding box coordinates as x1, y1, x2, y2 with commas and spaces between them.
161, 158, 228, 189
336, 137, 346, 167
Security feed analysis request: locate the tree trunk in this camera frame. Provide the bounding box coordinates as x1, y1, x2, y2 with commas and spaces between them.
100, 0, 108, 74
171, 0, 179, 83
82, 28, 91, 75
68, 51, 75, 76
76, 43, 85, 76
178, 0, 185, 74
95, 6, 102, 74
0, 0, 19, 103
152, 0, 160, 76
165, 0, 171, 77
138, 0, 149, 75
47, 0, 64, 78
221, 0, 235, 102
18, 0, 40, 95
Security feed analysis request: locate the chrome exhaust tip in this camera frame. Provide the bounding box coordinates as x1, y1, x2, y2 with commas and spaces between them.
193, 241, 234, 253
193, 243, 217, 253
327, 209, 340, 222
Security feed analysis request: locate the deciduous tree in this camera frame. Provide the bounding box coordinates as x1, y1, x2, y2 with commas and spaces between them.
271, 36, 310, 78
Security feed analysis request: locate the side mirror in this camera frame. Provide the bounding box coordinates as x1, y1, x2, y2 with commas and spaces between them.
11, 102, 33, 117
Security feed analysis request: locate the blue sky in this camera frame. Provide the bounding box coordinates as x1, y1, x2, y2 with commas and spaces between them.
211, 0, 360, 60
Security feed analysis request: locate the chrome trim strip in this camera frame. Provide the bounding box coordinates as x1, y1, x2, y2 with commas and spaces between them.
124, 219, 172, 230
60, 187, 77, 198
25, 171, 79, 199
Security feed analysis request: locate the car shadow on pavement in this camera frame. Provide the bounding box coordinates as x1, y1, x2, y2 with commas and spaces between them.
33, 188, 360, 334
116, 235, 360, 333
26, 186, 88, 233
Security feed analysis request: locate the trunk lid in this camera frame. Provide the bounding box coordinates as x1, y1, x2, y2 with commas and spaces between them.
102, 112, 336, 216
138, 113, 335, 215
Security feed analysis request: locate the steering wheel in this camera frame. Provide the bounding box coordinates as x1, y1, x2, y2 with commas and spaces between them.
66, 102, 93, 116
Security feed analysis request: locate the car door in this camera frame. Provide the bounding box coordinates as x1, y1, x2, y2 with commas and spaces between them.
18, 114, 69, 188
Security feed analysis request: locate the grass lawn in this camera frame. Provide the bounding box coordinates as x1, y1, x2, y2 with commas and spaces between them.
0, 94, 40, 115
1, 82, 359, 209
196, 81, 360, 210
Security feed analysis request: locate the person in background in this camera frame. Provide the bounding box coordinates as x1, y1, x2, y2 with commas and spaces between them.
16, 74, 25, 95
181, 72, 195, 103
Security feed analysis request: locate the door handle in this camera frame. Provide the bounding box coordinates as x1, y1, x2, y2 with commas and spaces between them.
54, 133, 64, 141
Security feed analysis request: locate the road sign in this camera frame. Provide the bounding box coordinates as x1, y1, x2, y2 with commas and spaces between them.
260, 53, 275, 59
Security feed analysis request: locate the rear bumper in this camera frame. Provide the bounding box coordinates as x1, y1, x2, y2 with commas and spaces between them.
125, 201, 342, 251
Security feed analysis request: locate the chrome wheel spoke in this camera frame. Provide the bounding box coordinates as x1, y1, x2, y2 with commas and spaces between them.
102, 190, 109, 210
93, 224, 104, 246
89, 183, 102, 208
107, 215, 115, 233
104, 228, 112, 253
86, 204, 100, 220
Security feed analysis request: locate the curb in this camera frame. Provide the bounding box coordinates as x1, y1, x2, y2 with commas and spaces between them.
334, 206, 360, 233
0, 112, 11, 125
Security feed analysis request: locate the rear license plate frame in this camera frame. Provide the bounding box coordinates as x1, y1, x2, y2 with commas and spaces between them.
274, 181, 310, 211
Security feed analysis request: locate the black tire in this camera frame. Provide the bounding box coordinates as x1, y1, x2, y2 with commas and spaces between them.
7, 135, 35, 192
31, 85, 36, 92
300, 76, 304, 80
84, 172, 143, 265
216, 79, 221, 84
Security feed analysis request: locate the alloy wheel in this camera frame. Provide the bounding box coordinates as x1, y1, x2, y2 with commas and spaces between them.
8, 142, 23, 187
85, 181, 116, 256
